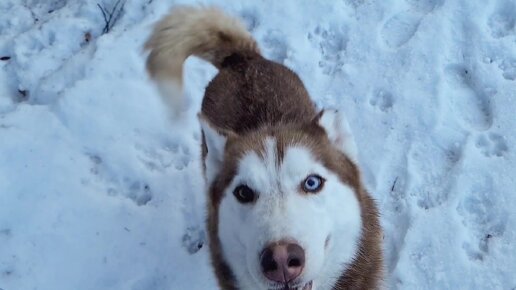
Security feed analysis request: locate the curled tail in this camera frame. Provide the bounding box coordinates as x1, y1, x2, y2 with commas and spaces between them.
144, 6, 259, 115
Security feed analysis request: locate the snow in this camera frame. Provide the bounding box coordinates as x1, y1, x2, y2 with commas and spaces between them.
0, 0, 515, 289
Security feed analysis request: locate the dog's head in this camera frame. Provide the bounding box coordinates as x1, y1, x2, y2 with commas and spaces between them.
201, 110, 363, 290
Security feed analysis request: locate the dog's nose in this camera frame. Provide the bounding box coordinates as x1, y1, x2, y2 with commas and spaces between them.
260, 241, 305, 283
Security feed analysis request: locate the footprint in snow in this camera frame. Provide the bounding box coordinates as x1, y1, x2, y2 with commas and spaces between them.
307, 24, 348, 75
239, 8, 260, 32
343, 0, 366, 9
384, 209, 411, 273
443, 64, 493, 132
182, 226, 206, 254
369, 142, 411, 273
380, 11, 422, 49
131, 275, 166, 290
487, 0, 516, 39
456, 176, 507, 261
135, 138, 192, 172
0, 228, 11, 238
179, 172, 206, 254
475, 133, 508, 158
86, 153, 153, 206
405, 0, 444, 14
498, 58, 516, 81
107, 180, 153, 206
380, 0, 443, 49
0, 252, 16, 280
369, 89, 394, 112
127, 181, 153, 206
262, 29, 288, 63
407, 138, 463, 209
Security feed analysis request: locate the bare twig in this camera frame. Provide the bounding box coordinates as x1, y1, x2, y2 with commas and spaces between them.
110, 0, 125, 29
97, 0, 126, 34
97, 3, 108, 30
391, 177, 399, 192
17, 89, 29, 102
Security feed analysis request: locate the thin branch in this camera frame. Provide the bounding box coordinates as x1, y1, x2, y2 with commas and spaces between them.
97, 3, 109, 33
391, 177, 399, 192
97, 0, 126, 34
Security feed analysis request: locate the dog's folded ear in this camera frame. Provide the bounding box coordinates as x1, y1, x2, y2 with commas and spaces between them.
313, 109, 358, 162
198, 113, 237, 184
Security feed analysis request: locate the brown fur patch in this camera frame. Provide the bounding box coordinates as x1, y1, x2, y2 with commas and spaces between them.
202, 56, 316, 134
333, 193, 384, 290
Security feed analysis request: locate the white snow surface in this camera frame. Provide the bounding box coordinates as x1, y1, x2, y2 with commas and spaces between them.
0, 0, 515, 289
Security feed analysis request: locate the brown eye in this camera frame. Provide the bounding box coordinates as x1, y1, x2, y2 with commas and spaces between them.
302, 174, 325, 193
233, 185, 256, 203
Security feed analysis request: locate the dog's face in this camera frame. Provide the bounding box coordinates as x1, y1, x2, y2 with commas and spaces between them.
202, 111, 363, 290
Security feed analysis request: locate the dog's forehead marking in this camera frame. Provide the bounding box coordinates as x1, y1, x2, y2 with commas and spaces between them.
219, 128, 362, 207
282, 146, 318, 176
236, 136, 326, 195
236, 137, 278, 194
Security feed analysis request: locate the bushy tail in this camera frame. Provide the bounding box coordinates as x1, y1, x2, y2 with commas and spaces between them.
144, 6, 259, 115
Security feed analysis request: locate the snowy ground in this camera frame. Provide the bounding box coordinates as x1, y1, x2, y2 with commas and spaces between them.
0, 0, 515, 289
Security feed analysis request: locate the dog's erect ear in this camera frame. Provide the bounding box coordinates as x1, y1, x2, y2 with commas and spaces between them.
198, 114, 237, 184
314, 109, 358, 161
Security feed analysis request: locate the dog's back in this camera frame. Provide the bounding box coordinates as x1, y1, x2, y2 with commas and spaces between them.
203, 54, 316, 133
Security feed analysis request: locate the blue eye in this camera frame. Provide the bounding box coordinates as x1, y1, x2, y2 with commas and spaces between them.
303, 175, 325, 193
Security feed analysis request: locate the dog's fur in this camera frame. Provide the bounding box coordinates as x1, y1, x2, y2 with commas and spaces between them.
145, 6, 383, 290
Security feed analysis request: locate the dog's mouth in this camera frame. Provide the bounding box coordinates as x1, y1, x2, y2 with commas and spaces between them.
270, 280, 313, 290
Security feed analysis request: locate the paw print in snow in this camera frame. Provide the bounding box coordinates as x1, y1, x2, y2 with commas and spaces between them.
498, 58, 516, 81
405, 0, 444, 14
239, 9, 260, 32
456, 176, 507, 261
127, 181, 153, 206
443, 64, 493, 131
343, 0, 366, 8
182, 226, 206, 254
487, 1, 515, 38
369, 89, 394, 112
475, 133, 508, 157
308, 25, 348, 75
262, 29, 288, 63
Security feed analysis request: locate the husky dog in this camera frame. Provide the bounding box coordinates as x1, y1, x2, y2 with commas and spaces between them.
145, 6, 383, 290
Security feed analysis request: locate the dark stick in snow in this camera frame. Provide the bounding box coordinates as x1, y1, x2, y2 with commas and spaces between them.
97, 0, 126, 34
